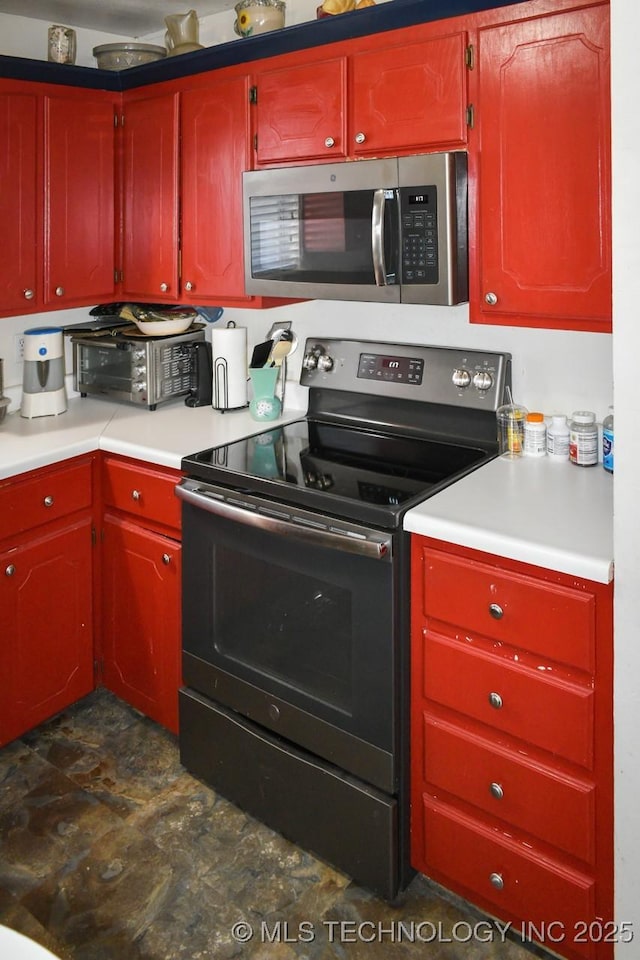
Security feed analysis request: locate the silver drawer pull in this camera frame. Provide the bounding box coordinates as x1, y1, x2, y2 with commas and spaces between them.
131, 490, 142, 501
488, 691, 503, 710
324, 136, 335, 148
162, 553, 171, 565
43, 495, 54, 507
485, 291, 498, 305
489, 602, 504, 620
489, 782, 504, 800
5, 564, 15, 577
489, 872, 504, 890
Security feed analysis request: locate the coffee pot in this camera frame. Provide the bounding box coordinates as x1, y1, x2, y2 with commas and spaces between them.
20, 326, 67, 418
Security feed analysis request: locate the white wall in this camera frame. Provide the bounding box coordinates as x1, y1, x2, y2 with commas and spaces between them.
0, 13, 130, 68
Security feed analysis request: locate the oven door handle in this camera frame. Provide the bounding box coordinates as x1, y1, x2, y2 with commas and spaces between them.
175, 482, 392, 561
371, 188, 388, 287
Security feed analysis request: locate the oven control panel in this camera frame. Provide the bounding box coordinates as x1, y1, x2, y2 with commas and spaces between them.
300, 338, 512, 411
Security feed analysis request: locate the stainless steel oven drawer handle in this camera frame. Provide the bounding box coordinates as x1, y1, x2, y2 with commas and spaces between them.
176, 483, 391, 560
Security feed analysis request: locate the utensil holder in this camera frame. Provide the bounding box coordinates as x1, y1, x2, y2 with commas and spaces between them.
249, 367, 281, 421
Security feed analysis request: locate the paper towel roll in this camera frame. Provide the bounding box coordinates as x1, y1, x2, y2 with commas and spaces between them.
211, 325, 248, 410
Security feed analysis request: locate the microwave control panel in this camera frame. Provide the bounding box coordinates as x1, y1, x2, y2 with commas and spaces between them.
399, 186, 438, 286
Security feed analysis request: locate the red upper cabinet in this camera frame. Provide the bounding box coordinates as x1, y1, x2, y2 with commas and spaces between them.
254, 58, 347, 164
471, 3, 611, 331
0, 86, 39, 315
349, 32, 468, 156
180, 74, 254, 303
120, 90, 180, 302
44, 91, 116, 307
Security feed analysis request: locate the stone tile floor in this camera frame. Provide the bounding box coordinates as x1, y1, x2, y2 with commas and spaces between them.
0, 689, 542, 960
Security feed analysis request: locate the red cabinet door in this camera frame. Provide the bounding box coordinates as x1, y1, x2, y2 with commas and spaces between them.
121, 91, 179, 302
255, 58, 347, 164
0, 519, 94, 747
44, 91, 116, 307
350, 32, 468, 156
181, 76, 254, 302
473, 5, 611, 331
101, 514, 181, 734
0, 86, 39, 315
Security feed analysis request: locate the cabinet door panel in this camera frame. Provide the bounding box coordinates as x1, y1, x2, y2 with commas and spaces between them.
0, 520, 94, 746
121, 92, 179, 301
256, 59, 347, 163
102, 514, 181, 734
475, 6, 610, 329
181, 77, 252, 301
350, 33, 467, 155
0, 89, 39, 314
45, 93, 116, 305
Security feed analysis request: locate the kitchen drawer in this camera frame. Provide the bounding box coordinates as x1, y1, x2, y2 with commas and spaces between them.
420, 547, 596, 672
423, 632, 594, 768
420, 796, 596, 959
0, 460, 92, 543
422, 713, 595, 862
102, 456, 181, 533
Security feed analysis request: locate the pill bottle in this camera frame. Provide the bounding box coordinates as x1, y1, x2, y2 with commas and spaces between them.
569, 411, 598, 467
603, 406, 614, 473
547, 414, 570, 459
523, 412, 547, 457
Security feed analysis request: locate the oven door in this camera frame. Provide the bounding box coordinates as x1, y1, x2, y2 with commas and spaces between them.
177, 478, 403, 794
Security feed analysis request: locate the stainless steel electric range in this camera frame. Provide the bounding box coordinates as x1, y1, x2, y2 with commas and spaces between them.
176, 338, 511, 899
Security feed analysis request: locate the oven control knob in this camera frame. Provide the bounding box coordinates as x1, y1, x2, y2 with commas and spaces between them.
316, 354, 334, 373
133, 366, 146, 377
303, 352, 318, 371
473, 371, 494, 392
133, 349, 146, 361
133, 382, 146, 392
452, 368, 471, 388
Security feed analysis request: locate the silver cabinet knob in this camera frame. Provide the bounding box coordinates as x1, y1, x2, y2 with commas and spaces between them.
324, 136, 335, 148
489, 872, 504, 890
55, 286, 65, 297
131, 489, 142, 501
489, 602, 504, 620
489, 782, 504, 800
5, 564, 15, 577
160, 282, 169, 293
184, 281, 193, 291
488, 691, 503, 710
43, 495, 54, 507
354, 132, 366, 144
23, 288, 35, 300
484, 291, 498, 305
162, 553, 171, 565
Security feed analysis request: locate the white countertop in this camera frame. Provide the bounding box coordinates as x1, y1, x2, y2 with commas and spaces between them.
403, 453, 614, 584
1, 400, 614, 584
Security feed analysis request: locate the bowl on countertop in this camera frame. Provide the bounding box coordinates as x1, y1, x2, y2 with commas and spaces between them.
93, 43, 167, 70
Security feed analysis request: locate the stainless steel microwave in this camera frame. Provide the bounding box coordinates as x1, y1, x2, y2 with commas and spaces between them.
243, 152, 468, 305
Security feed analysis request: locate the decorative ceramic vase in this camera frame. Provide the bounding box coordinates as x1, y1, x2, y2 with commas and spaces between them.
164, 10, 204, 56
48, 25, 76, 64
234, 0, 286, 38
249, 367, 281, 421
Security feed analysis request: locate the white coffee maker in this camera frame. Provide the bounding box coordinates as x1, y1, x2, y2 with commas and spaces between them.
20, 326, 67, 418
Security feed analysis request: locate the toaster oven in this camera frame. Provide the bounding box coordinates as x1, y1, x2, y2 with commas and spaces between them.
71, 327, 205, 410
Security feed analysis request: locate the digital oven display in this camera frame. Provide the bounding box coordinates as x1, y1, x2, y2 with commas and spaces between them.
357, 353, 424, 385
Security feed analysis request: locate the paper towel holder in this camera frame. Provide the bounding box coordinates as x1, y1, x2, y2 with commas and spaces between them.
212, 320, 249, 412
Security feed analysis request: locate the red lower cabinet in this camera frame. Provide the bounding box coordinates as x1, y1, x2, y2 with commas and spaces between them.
0, 457, 96, 747
410, 536, 613, 960
99, 456, 183, 734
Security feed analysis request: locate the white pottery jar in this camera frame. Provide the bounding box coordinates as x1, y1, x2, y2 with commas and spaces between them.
234, 0, 286, 38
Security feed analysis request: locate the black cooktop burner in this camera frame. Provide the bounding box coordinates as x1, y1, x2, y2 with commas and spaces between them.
181, 417, 494, 528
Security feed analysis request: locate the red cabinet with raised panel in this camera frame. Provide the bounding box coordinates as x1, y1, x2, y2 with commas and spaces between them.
120, 90, 180, 302
410, 536, 613, 960
0, 457, 96, 747
100, 455, 182, 734
470, 2, 611, 331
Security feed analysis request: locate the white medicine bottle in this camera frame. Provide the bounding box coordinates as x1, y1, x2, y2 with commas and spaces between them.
546, 414, 570, 459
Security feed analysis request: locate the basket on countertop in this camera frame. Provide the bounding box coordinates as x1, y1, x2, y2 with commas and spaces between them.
93, 43, 167, 70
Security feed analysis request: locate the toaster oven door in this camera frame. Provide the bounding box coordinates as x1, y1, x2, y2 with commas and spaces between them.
73, 339, 142, 406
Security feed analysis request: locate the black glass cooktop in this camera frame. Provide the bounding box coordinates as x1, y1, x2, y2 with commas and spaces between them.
182, 417, 494, 528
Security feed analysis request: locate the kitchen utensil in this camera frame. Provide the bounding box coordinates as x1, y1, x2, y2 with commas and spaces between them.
185, 341, 213, 407
211, 322, 248, 411
267, 334, 294, 367
20, 327, 67, 419
250, 340, 274, 368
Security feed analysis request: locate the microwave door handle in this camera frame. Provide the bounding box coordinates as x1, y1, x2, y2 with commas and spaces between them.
371, 188, 387, 286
